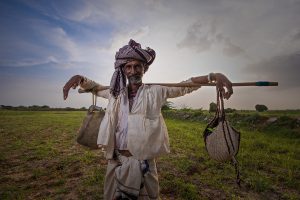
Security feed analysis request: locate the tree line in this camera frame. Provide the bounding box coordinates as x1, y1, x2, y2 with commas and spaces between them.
1, 103, 269, 112
0, 105, 88, 111
209, 102, 268, 112
161, 101, 269, 112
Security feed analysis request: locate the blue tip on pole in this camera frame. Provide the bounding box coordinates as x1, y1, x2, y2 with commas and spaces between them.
256, 81, 278, 86
256, 81, 269, 86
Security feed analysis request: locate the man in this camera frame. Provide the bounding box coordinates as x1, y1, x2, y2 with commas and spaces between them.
63, 39, 233, 200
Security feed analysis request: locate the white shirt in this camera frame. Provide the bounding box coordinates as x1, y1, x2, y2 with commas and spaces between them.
80, 79, 199, 160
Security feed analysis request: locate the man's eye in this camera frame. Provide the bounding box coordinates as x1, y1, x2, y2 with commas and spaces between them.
125, 66, 131, 70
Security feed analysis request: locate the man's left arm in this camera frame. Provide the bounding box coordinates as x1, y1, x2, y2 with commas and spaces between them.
191, 73, 233, 99
160, 78, 199, 100
160, 72, 233, 101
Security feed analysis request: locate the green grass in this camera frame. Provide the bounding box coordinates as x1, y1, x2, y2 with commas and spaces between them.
0, 110, 299, 199
158, 118, 300, 199
0, 110, 106, 200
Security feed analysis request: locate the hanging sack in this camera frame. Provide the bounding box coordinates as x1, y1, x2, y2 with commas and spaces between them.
203, 88, 241, 185
77, 94, 105, 149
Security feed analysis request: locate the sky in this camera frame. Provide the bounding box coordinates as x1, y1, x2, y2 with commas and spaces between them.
0, 0, 300, 110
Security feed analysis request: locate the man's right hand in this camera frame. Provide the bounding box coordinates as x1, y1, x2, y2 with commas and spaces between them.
63, 75, 84, 100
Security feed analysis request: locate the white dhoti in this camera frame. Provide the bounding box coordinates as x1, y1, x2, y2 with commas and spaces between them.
104, 153, 159, 200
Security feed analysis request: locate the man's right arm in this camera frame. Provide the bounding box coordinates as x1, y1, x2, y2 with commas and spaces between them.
63, 75, 110, 100
79, 76, 110, 99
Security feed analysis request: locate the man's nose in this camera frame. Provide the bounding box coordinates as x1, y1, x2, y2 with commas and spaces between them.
129, 66, 136, 74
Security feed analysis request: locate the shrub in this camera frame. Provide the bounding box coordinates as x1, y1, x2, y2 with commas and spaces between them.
209, 102, 217, 112
225, 108, 236, 113
255, 104, 268, 112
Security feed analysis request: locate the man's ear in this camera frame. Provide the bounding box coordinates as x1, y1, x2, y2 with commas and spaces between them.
142, 63, 147, 73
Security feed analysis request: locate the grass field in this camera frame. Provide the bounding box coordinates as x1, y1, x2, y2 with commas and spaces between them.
0, 110, 299, 199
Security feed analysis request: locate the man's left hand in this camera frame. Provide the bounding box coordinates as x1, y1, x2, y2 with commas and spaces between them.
214, 73, 233, 100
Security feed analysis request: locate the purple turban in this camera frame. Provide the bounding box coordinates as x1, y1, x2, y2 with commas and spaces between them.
110, 39, 156, 98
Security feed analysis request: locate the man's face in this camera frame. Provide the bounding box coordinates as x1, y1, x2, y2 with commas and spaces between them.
123, 60, 145, 84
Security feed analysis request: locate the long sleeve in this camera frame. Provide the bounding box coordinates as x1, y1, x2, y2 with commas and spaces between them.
160, 78, 200, 100
79, 76, 110, 99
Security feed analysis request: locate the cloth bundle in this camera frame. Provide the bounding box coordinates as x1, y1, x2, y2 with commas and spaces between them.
203, 88, 241, 185
113, 151, 158, 200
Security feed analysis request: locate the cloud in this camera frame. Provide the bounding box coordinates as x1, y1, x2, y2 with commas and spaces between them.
20, 0, 108, 25
222, 37, 247, 57
0, 57, 55, 68
177, 20, 215, 53
22, 0, 159, 27
245, 51, 300, 88
291, 30, 300, 42
177, 20, 247, 57
2, 0, 300, 109
40, 27, 81, 61
50, 0, 110, 25
13, 1, 154, 67
101, 26, 150, 53
0, 13, 112, 71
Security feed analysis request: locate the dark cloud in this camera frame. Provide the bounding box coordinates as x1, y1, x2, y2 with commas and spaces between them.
177, 21, 214, 52
291, 30, 300, 42
177, 20, 247, 57
222, 38, 246, 57
246, 52, 300, 88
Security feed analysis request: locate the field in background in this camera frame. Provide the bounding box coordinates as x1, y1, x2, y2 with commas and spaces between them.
0, 110, 299, 199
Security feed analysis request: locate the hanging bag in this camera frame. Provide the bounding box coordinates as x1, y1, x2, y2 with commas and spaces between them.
203, 88, 241, 185
77, 94, 105, 149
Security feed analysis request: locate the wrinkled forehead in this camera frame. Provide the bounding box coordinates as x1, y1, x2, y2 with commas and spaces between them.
124, 59, 144, 66
120, 58, 149, 73
122, 59, 146, 69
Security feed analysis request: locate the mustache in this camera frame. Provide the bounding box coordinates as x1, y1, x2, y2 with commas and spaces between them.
128, 74, 142, 84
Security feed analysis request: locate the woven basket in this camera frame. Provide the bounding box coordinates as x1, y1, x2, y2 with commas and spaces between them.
203, 89, 241, 184
204, 120, 240, 162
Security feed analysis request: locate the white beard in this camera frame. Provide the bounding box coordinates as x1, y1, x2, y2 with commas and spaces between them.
128, 75, 142, 85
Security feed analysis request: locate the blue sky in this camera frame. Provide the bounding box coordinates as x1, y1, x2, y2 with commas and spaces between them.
1, 0, 300, 109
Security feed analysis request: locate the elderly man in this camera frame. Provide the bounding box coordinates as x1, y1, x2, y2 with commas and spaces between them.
63, 39, 233, 200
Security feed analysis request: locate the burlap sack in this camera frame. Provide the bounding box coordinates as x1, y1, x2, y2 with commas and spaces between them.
77, 103, 105, 149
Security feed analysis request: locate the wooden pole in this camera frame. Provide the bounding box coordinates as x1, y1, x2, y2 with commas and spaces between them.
78, 81, 278, 93
147, 81, 279, 87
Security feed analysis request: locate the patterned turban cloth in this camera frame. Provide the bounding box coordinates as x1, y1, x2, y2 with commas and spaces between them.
110, 39, 156, 98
